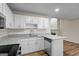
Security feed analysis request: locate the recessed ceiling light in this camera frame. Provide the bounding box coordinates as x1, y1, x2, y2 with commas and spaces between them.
55, 8, 60, 12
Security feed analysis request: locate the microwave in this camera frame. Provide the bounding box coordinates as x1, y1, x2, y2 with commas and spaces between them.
0, 12, 5, 29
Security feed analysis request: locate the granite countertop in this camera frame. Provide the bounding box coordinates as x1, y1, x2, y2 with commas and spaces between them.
0, 34, 43, 45
44, 35, 66, 40
0, 34, 66, 45
0, 36, 20, 45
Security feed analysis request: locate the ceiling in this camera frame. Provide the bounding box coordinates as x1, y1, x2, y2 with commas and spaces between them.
8, 3, 79, 20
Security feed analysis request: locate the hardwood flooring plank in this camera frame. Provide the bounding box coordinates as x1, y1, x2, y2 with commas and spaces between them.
64, 40, 79, 56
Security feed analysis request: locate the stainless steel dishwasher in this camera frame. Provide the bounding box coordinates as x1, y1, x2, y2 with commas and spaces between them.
44, 37, 51, 56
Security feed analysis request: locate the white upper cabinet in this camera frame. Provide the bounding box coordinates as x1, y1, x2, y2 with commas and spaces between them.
0, 3, 3, 13
14, 14, 27, 28
37, 17, 50, 29
14, 14, 23, 28
37, 17, 44, 29
43, 18, 49, 29
14, 15, 21, 28
3, 3, 14, 28
0, 3, 50, 29
21, 15, 27, 28
25, 16, 39, 28
30, 16, 38, 24
25, 16, 38, 24
50, 18, 58, 30
14, 14, 38, 28
25, 16, 31, 24
34, 17, 39, 24
37, 17, 49, 29
14, 14, 50, 29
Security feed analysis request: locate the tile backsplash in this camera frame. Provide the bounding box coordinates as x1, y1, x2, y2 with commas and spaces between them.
7, 29, 48, 35
0, 29, 50, 38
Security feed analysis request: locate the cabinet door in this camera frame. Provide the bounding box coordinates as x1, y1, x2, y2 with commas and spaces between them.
29, 38, 44, 52
20, 39, 37, 54
29, 39, 36, 52
30, 16, 33, 24
25, 16, 38, 28
14, 14, 22, 28
0, 3, 3, 13
20, 15, 26, 28
35, 38, 44, 51
8, 8, 14, 28
37, 17, 44, 29
43, 18, 49, 29
20, 39, 30, 54
34, 17, 39, 24
20, 38, 44, 55
14, 14, 27, 28
30, 16, 38, 24
25, 16, 31, 24
38, 17, 49, 29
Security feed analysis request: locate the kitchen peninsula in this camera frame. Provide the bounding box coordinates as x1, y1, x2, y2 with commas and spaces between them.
44, 35, 65, 56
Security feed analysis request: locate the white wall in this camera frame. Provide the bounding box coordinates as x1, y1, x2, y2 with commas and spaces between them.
60, 19, 79, 43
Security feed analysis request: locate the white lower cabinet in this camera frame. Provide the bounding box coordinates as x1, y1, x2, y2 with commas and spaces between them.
20, 40, 29, 54
20, 38, 44, 55
35, 39, 44, 51
20, 40, 35, 54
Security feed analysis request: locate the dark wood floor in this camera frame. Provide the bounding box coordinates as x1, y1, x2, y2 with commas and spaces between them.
23, 40, 79, 56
